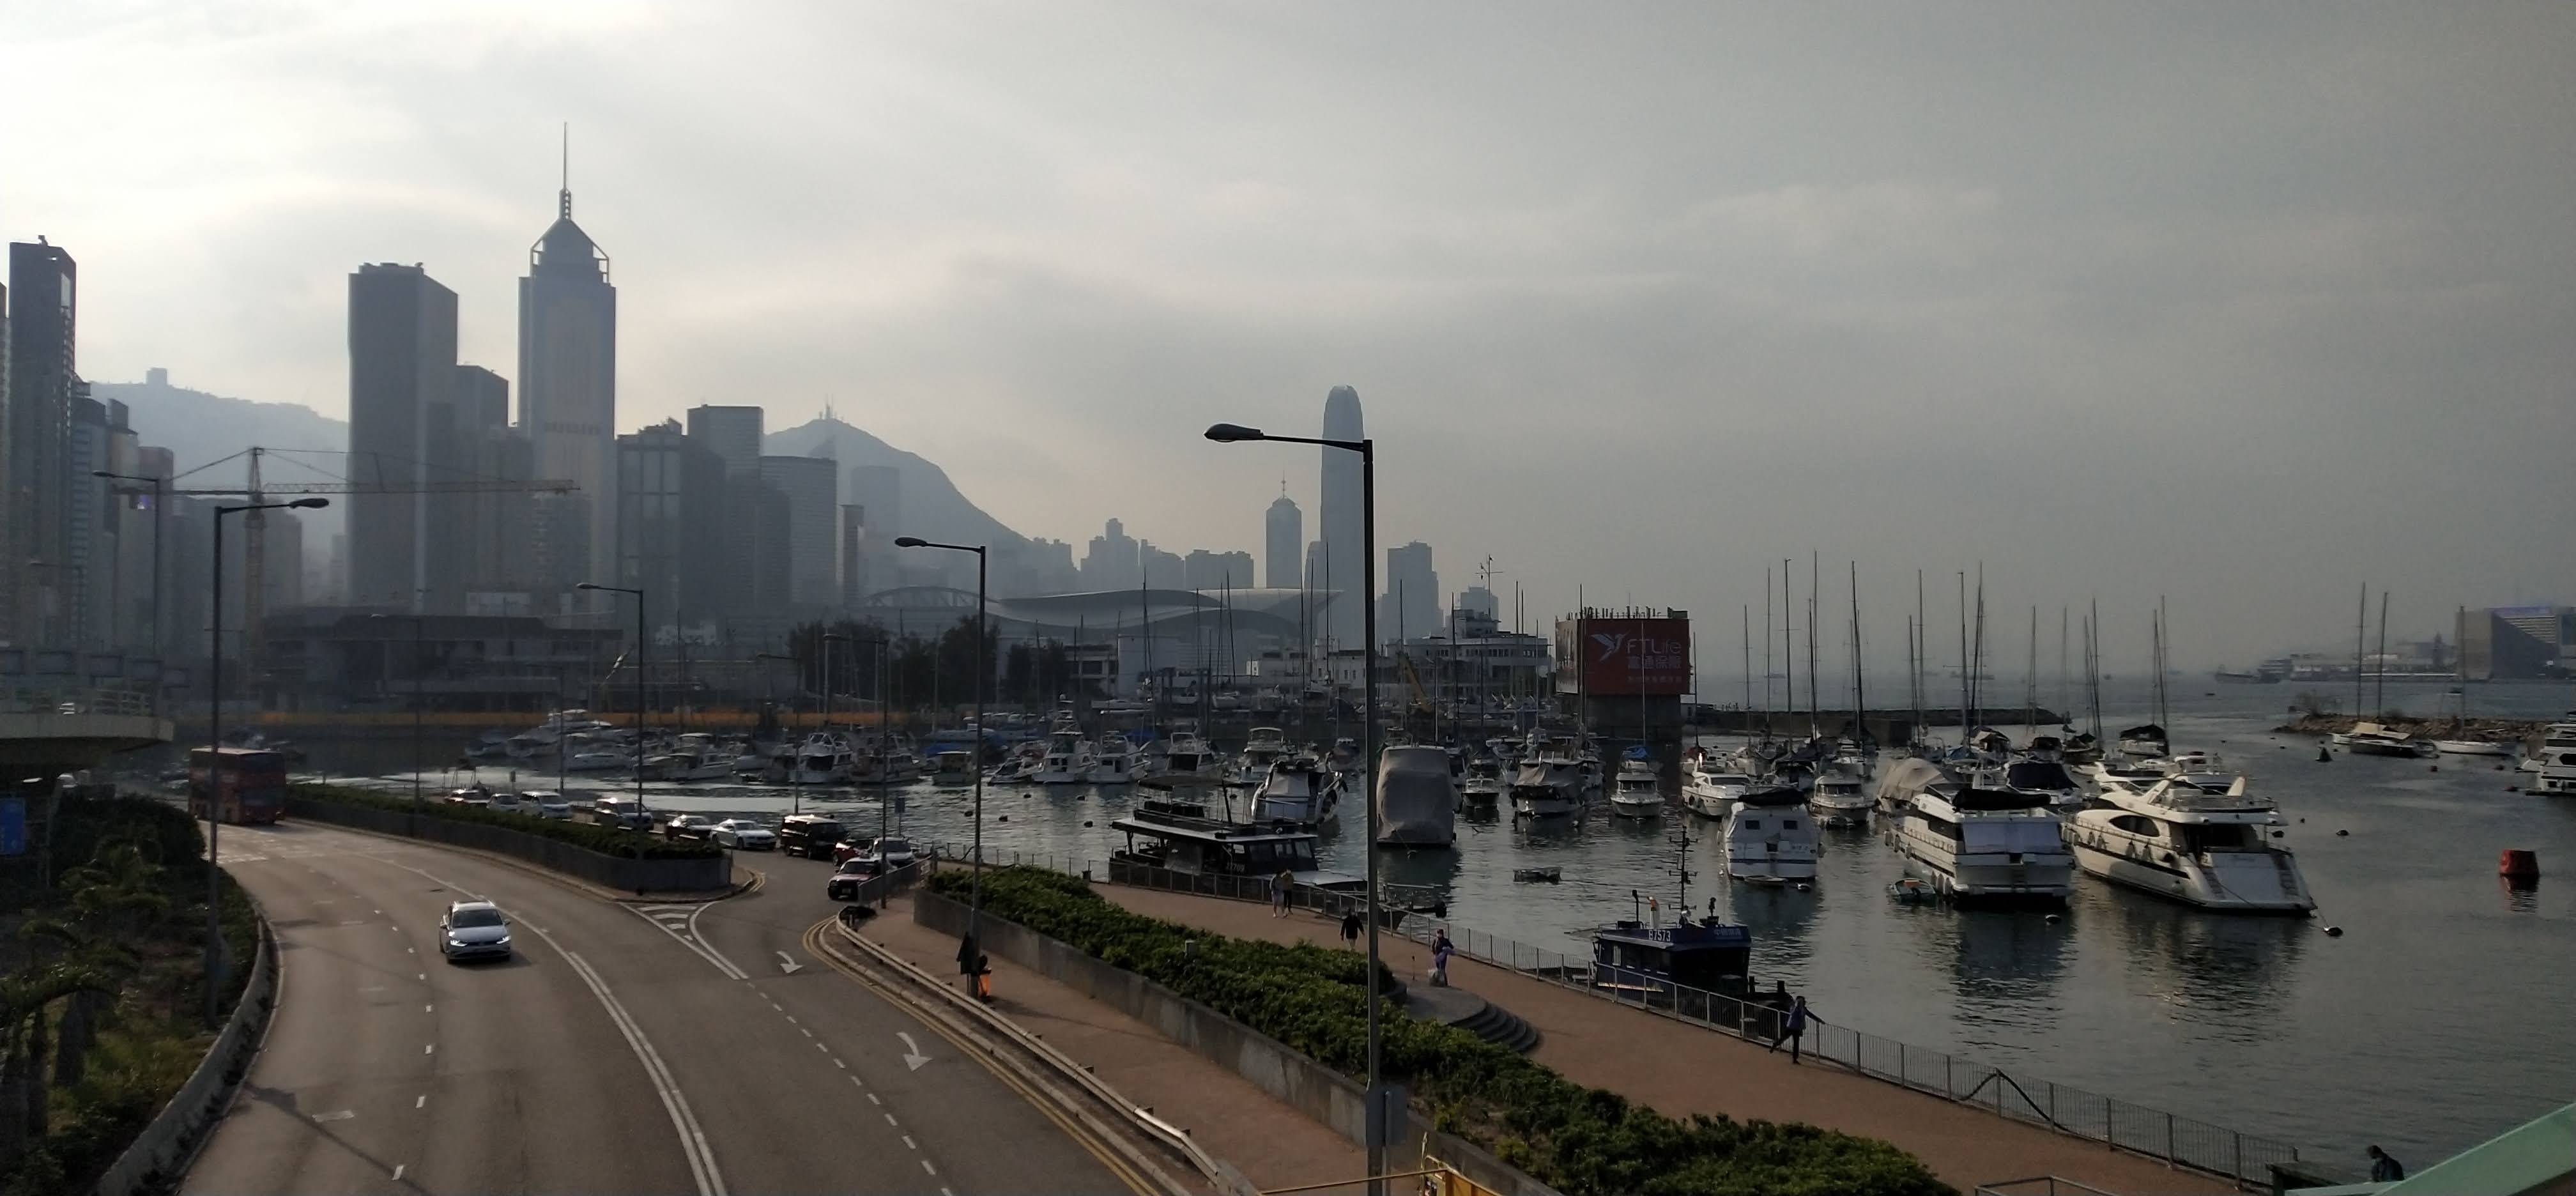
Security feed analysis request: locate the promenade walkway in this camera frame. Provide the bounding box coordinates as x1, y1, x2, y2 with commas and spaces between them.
1102, 886, 2231, 1196
858, 896, 1366, 1193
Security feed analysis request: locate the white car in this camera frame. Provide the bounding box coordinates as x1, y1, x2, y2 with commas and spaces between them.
710, 819, 776, 850
529, 792, 572, 820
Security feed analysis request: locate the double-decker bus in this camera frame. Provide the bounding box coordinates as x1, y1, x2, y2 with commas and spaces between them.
190, 747, 288, 825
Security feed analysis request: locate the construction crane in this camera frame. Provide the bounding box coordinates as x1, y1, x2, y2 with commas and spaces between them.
162, 447, 576, 679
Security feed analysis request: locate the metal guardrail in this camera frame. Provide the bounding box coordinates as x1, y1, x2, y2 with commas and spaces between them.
1974, 1178, 2124, 1196
0, 682, 160, 717
920, 841, 2307, 1189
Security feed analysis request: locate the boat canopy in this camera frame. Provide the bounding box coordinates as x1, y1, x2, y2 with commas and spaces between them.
1949, 786, 2053, 812
2119, 723, 2167, 740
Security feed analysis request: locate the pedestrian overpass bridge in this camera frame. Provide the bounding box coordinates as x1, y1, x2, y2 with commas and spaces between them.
1, 684, 174, 779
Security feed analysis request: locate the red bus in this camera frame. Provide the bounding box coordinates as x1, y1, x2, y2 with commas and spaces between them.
190, 747, 288, 825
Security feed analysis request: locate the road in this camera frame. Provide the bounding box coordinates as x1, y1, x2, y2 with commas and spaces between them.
185, 820, 1142, 1196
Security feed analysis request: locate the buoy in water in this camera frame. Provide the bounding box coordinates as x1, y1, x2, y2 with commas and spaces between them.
2500, 849, 2540, 880
2317, 746, 2333, 762
2324, 926, 2344, 937
998, 815, 1008, 822
2336, 829, 2350, 837
2430, 765, 2441, 773
1082, 820, 1093, 828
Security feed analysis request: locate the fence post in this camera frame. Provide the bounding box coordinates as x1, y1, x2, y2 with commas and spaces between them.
2233, 1133, 2243, 1183
1899, 1041, 1906, 1087
1945, 1055, 1954, 1099
2166, 1112, 2175, 1169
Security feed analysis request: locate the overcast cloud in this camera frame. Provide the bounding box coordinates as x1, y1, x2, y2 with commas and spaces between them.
8, 1, 2572, 668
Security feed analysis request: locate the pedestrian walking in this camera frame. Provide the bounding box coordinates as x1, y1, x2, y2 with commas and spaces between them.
1273, 868, 1295, 917
2366, 1146, 2404, 1183
1430, 931, 1454, 986
1339, 909, 1363, 949
1767, 995, 1815, 1064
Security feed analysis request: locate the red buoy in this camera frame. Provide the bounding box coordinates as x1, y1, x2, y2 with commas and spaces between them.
2499, 849, 2540, 879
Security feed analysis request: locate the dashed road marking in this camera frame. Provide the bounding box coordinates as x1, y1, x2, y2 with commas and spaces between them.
424, 1043, 435, 1055
311, 1110, 355, 1123
417, 1094, 427, 1108
921, 1160, 937, 1176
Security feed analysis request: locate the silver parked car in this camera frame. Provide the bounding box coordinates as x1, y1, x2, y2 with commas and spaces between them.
438, 900, 512, 962
710, 818, 777, 850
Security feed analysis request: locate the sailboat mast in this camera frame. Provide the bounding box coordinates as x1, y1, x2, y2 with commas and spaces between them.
1741, 604, 1754, 743
1782, 560, 1795, 736
2352, 583, 2369, 717
1849, 562, 1865, 742
1956, 571, 1970, 746
2058, 607, 2069, 728
2375, 590, 2391, 717
1915, 570, 1926, 739
1807, 552, 1820, 738
1763, 564, 1774, 725
2025, 606, 2038, 736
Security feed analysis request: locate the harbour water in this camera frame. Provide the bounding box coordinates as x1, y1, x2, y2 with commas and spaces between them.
314, 678, 2576, 1167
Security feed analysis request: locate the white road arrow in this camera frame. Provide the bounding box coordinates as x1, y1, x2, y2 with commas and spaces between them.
776, 951, 803, 976
897, 1032, 930, 1071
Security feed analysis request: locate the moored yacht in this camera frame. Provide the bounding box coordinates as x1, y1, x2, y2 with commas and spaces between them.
1723, 786, 1816, 883
1376, 746, 1457, 847
790, 732, 854, 785
1681, 753, 1750, 820
1892, 785, 2074, 903
1460, 756, 1505, 806
1031, 730, 1094, 785
2116, 723, 2170, 758
1508, 756, 1584, 818
1087, 736, 1140, 785
1978, 756, 2086, 813
1609, 758, 1662, 818
2066, 763, 2313, 913
1160, 728, 1221, 781
1252, 753, 1342, 827
2345, 722, 2434, 759
2536, 718, 2576, 796
1807, 764, 1871, 826
1231, 727, 1291, 786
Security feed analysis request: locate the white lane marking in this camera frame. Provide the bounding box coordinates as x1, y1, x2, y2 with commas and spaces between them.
622, 905, 747, 981
799, 1027, 812, 1039
884, 1112, 898, 1127
866, 1091, 881, 1104
898, 1032, 931, 1071
774, 950, 802, 976
555, 947, 730, 1196
312, 1110, 355, 1123
425, 1004, 434, 1013
902, 1135, 916, 1150
814, 1041, 827, 1053
921, 1160, 937, 1176
393, 1163, 405, 1181
831, 1057, 845, 1070
416, 1094, 427, 1109
424, 1044, 435, 1055
417, 973, 426, 981
359, 985, 387, 993
784, 1016, 797, 1025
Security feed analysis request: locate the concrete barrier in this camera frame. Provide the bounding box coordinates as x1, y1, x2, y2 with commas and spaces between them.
914, 888, 1560, 1196
285, 795, 729, 892
93, 904, 276, 1196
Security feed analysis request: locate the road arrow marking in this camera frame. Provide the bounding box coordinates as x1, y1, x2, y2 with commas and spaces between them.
898, 1032, 930, 1071
776, 951, 803, 976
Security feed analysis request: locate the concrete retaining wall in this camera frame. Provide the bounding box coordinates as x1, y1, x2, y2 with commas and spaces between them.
93, 906, 277, 1196
914, 888, 1558, 1196
286, 795, 729, 892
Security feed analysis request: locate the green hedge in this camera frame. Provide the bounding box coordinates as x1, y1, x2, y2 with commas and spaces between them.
930, 867, 1951, 1196
291, 783, 724, 861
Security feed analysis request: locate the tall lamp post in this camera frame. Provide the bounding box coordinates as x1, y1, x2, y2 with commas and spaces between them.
206, 496, 329, 1027
576, 583, 649, 825
93, 470, 166, 656
893, 536, 985, 967
370, 602, 429, 831
1205, 419, 1384, 1192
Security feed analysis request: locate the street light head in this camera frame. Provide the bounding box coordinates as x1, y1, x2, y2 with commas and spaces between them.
576, 582, 602, 591
893, 535, 928, 549
90, 470, 116, 479
289, 497, 329, 510
1204, 422, 1264, 443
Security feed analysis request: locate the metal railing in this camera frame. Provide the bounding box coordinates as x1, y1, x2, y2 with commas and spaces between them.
0, 682, 160, 718
919, 841, 2308, 1189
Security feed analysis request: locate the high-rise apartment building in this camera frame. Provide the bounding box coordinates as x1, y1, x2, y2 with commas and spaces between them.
760, 455, 839, 608
839, 504, 870, 608
8, 241, 77, 643
1184, 549, 1256, 593
519, 171, 617, 590
1081, 519, 1140, 592
63, 392, 115, 645
346, 263, 459, 611
1318, 386, 1365, 647
615, 420, 726, 627
1264, 489, 1300, 590
1381, 540, 1438, 643
686, 405, 763, 477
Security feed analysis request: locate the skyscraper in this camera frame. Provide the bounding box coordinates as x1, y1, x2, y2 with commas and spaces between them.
346, 263, 458, 611
1081, 519, 1140, 592
519, 155, 617, 591
1381, 540, 1438, 645
1318, 385, 1365, 648
1264, 487, 1300, 589
760, 455, 839, 608
686, 404, 763, 477
617, 420, 726, 626
8, 241, 77, 643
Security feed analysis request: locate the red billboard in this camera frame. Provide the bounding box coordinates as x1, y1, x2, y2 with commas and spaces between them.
1556, 615, 1690, 696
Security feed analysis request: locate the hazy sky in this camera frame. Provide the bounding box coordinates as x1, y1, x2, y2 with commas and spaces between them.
10, 2, 2573, 668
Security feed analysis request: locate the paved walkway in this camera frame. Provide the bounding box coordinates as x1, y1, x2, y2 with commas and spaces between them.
1103, 887, 2230, 1196
859, 895, 1367, 1192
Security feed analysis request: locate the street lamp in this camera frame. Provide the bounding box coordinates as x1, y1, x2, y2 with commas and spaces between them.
1205, 418, 1386, 1192
576, 583, 649, 825
369, 604, 429, 829
93, 470, 166, 656
893, 535, 986, 973
206, 496, 328, 1028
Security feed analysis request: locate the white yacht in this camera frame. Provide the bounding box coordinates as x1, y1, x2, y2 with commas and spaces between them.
1892, 785, 2075, 903
1161, 728, 1221, 781
2536, 718, 2576, 796
1031, 730, 1094, 785
1807, 764, 1872, 827
990, 740, 1045, 784
1460, 757, 1505, 806
1087, 737, 1140, 785
2115, 723, 2170, 758
1977, 756, 2087, 813
1231, 727, 1291, 786
2345, 722, 2434, 759
790, 733, 854, 785
1252, 753, 1342, 827
1508, 756, 1584, 818
1723, 786, 1817, 883
2066, 764, 2313, 913
931, 750, 975, 783
1608, 758, 1662, 818
2432, 739, 2513, 757
1681, 752, 1750, 820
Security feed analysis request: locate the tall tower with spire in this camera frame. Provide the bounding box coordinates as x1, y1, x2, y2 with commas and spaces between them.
1264, 479, 1301, 590
1317, 385, 1364, 648
518, 126, 618, 598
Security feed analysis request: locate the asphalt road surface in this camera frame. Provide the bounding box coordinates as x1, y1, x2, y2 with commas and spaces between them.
183, 820, 1140, 1196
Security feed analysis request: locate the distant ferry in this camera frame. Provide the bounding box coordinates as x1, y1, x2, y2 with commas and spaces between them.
2212, 657, 2292, 684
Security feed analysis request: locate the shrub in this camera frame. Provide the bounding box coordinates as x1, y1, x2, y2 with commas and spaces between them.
928, 867, 1951, 1196
289, 783, 723, 861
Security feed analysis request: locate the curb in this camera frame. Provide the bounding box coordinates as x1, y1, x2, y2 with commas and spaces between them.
95, 884, 278, 1196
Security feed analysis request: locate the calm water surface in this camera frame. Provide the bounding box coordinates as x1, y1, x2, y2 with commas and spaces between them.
318, 680, 2576, 1165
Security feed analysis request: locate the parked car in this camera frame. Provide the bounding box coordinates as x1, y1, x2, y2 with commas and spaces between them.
664, 814, 716, 839
438, 900, 512, 962
825, 857, 876, 901
592, 797, 648, 831
528, 792, 572, 820
444, 786, 493, 808
710, 818, 776, 850
838, 835, 917, 876
776, 815, 847, 860
487, 791, 526, 814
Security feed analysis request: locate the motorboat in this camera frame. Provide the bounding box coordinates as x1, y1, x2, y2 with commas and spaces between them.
1977, 756, 2087, 813
1161, 728, 1222, 781
2066, 764, 2313, 913
2060, 730, 2103, 765
2116, 723, 2170, 758
1230, 727, 1291, 786
2536, 719, 2576, 796
1087, 737, 1141, 785
1375, 745, 1457, 847
1588, 917, 1754, 1002
790, 733, 854, 785
990, 740, 1045, 784
1460, 756, 1505, 806
1108, 801, 1365, 894
1891, 785, 2074, 903
1807, 757, 1872, 825
2432, 739, 2513, 757
2344, 722, 2434, 759
1252, 753, 1342, 827
640, 751, 733, 783
931, 750, 976, 783
1031, 730, 1094, 785
1680, 753, 1749, 820
1328, 737, 1363, 781
1722, 786, 1816, 883
1510, 752, 1584, 818
1609, 758, 1663, 818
